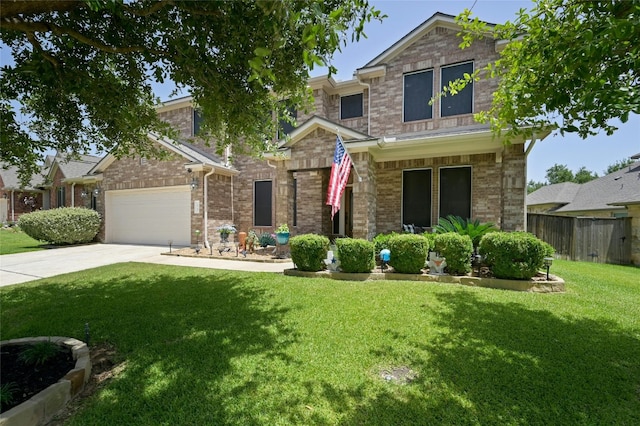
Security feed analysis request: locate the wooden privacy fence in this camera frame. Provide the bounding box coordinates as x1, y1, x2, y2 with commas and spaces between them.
527, 213, 632, 264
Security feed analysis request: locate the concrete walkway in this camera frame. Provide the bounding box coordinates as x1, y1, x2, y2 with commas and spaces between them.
0, 244, 294, 287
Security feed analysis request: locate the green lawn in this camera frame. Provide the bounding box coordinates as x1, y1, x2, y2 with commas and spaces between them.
1, 261, 639, 425
0, 227, 45, 255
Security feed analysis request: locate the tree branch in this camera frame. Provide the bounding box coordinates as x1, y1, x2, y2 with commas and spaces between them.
1, 18, 164, 55
25, 31, 60, 68
0, 0, 80, 20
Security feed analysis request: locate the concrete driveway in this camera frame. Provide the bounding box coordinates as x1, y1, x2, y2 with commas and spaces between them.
0, 244, 293, 287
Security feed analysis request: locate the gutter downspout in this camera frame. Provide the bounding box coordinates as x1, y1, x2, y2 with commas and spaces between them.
10, 190, 14, 222
203, 166, 215, 249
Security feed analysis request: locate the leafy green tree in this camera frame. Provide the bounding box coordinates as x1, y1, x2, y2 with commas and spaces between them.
454, 0, 639, 141
573, 166, 598, 184
527, 180, 546, 194
545, 164, 574, 184
605, 158, 635, 174
1, 0, 383, 183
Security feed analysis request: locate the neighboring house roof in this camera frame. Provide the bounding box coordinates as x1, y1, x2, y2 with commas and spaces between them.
526, 182, 581, 207
53, 153, 102, 182
88, 132, 237, 177
528, 161, 640, 212
0, 163, 48, 191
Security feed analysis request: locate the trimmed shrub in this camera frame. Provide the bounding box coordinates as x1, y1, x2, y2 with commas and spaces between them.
388, 234, 429, 274
335, 238, 375, 273
18, 207, 100, 245
479, 232, 555, 280
422, 232, 436, 253
434, 233, 473, 275
372, 232, 399, 254
290, 234, 330, 272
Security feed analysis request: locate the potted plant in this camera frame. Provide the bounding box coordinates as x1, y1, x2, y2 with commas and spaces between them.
275, 223, 290, 245
216, 224, 236, 243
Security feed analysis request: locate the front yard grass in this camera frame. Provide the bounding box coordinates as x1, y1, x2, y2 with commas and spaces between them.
1, 260, 638, 424
0, 227, 45, 255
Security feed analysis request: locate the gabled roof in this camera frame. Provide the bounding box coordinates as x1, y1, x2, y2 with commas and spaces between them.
52, 153, 101, 181
528, 161, 640, 212
0, 163, 48, 191
88, 132, 237, 177
278, 115, 372, 149
358, 12, 497, 73
526, 182, 581, 207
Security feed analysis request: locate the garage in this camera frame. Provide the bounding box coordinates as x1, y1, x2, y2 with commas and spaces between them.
105, 186, 191, 246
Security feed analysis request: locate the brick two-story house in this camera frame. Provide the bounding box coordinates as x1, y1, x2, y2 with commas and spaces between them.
86, 13, 549, 246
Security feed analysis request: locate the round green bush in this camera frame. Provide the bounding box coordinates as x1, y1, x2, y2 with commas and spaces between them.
372, 232, 399, 254
479, 232, 555, 280
290, 234, 330, 272
335, 238, 375, 273
18, 207, 100, 245
388, 234, 429, 274
434, 233, 473, 275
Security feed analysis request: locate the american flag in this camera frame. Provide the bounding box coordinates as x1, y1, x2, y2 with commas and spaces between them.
326, 135, 352, 219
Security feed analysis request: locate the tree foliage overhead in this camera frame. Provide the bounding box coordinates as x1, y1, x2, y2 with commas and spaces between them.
1, 0, 383, 182
455, 0, 640, 140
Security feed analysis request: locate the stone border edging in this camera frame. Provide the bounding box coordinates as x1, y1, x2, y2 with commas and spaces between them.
161, 251, 292, 263
283, 269, 565, 293
0, 336, 91, 426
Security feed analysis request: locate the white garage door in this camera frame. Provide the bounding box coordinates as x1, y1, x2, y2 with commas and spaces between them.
106, 186, 191, 246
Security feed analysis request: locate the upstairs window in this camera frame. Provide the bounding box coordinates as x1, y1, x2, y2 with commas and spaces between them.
441, 62, 474, 117
193, 109, 203, 136
403, 70, 433, 122
402, 169, 432, 228
278, 103, 297, 138
439, 166, 472, 219
340, 93, 363, 119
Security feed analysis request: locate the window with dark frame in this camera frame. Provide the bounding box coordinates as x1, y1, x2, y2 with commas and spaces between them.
440, 62, 474, 117
57, 187, 65, 208
278, 103, 297, 138
292, 178, 297, 227
439, 166, 472, 219
193, 109, 203, 136
402, 169, 432, 227
403, 70, 433, 122
254, 180, 273, 227
340, 93, 363, 119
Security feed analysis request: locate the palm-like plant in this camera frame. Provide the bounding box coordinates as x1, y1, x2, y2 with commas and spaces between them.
434, 215, 497, 250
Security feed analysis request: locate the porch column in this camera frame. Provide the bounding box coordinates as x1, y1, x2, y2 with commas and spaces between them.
274, 160, 292, 231
351, 152, 377, 240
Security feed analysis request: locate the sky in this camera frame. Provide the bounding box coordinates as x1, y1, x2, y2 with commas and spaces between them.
308, 0, 639, 183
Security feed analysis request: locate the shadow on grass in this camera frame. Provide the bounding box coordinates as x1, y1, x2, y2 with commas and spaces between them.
1, 267, 297, 424
329, 291, 640, 425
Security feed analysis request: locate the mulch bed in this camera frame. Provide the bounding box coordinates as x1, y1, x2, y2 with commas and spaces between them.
0, 344, 75, 413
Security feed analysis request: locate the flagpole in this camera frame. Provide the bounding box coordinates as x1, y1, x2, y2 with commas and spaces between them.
336, 130, 363, 182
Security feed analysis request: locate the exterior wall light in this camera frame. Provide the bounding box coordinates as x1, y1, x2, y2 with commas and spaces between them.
190, 177, 199, 190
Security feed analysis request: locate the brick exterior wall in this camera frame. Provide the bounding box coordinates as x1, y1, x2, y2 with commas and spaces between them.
102, 18, 527, 243
365, 27, 499, 137
158, 106, 194, 139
